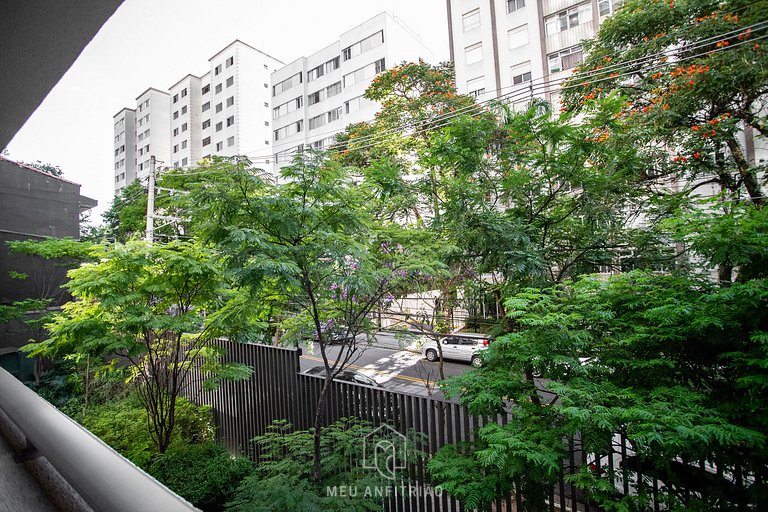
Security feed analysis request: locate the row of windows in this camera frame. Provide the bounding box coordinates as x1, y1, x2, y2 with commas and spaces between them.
115, 132, 123, 143
115, 172, 126, 183
308, 56, 340, 82
137, 128, 150, 142
137, 113, 150, 127
343, 58, 385, 87
548, 45, 583, 74
137, 98, 150, 112
467, 61, 532, 98
308, 107, 342, 130
273, 96, 303, 119
172, 137, 235, 168
342, 30, 384, 61
173, 140, 188, 153
172, 88, 188, 104
545, 3, 592, 36
115, 145, 125, 157
344, 94, 371, 114
114, 158, 125, 170
138, 144, 150, 156
464, 26, 528, 66
274, 72, 302, 96
274, 120, 303, 141
138, 158, 151, 171
308, 81, 342, 105
599, 0, 622, 16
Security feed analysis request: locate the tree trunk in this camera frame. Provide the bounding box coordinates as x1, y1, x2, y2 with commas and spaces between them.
312, 378, 331, 483
726, 137, 763, 207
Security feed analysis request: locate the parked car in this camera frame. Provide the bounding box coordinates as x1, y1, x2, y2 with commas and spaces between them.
302, 365, 383, 388
421, 333, 493, 367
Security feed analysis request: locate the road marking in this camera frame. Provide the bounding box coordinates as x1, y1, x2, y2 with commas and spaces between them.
300, 354, 428, 384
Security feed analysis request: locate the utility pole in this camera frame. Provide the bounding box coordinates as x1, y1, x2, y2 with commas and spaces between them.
145, 156, 156, 242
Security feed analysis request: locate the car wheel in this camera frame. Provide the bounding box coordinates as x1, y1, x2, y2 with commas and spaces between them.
471, 355, 483, 367
425, 349, 438, 362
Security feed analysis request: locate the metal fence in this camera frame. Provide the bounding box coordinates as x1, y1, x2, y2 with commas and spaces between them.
185, 340, 757, 512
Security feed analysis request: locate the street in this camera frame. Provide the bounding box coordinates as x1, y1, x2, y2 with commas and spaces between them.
297, 331, 473, 400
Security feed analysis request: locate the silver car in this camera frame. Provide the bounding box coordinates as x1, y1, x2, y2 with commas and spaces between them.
421, 334, 492, 367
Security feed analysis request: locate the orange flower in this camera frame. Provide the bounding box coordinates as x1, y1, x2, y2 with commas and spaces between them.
691, 126, 700, 131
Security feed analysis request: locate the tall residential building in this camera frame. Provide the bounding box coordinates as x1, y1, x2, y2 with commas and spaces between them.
113, 41, 282, 195
447, 0, 623, 108
169, 41, 283, 171
112, 88, 170, 195
270, 13, 435, 167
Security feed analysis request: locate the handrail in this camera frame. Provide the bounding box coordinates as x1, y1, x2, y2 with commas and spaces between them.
0, 367, 198, 512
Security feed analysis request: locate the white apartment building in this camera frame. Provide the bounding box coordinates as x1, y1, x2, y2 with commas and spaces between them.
447, 0, 623, 109
113, 41, 281, 195
169, 41, 283, 171
270, 13, 434, 167
112, 88, 170, 195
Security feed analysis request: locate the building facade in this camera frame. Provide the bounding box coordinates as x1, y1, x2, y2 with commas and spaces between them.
447, 0, 623, 109
270, 13, 435, 167
113, 41, 282, 194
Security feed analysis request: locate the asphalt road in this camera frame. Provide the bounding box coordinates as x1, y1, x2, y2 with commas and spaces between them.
297, 331, 473, 400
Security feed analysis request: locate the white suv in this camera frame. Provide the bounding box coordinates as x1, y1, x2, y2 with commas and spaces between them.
421, 334, 492, 367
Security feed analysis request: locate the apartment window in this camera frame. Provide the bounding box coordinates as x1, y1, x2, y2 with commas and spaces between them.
598, 0, 623, 16
202, 119, 210, 129
345, 95, 368, 114
181, 88, 187, 98
173, 94, 178, 103
308, 64, 325, 82
226, 76, 234, 87
216, 141, 223, 151
343, 58, 386, 87
202, 137, 211, 146
226, 56, 234, 67
273, 72, 302, 96
545, 3, 593, 35
548, 46, 583, 73
507, 0, 525, 13
227, 136, 235, 147
173, 144, 179, 153
325, 56, 340, 73
467, 76, 486, 98
215, 103, 223, 113
327, 107, 342, 123
264, 83, 268, 88
215, 64, 222, 75
512, 62, 533, 85
181, 122, 188, 132
173, 127, 179, 136
273, 120, 303, 141
264, 101, 269, 107
215, 83, 223, 94
342, 30, 384, 61
226, 115, 235, 127
508, 25, 528, 49
202, 101, 210, 112
137, 132, 143, 142
173, 110, 179, 120
265, 121, 269, 126
174, 162, 179, 168
181, 140, 187, 149
465, 43, 483, 65
462, 9, 481, 32
202, 84, 210, 95
226, 96, 234, 107
216, 122, 223, 132
181, 105, 188, 115
309, 113, 326, 130
326, 81, 342, 98
308, 90, 321, 105
182, 157, 188, 166
273, 96, 303, 119
265, 140, 269, 145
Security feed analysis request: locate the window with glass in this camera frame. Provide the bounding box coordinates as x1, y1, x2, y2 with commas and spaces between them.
462, 9, 480, 32
343, 58, 385, 87
548, 46, 583, 73
545, 3, 593, 35
273, 72, 302, 96
341, 30, 384, 61
507, 0, 525, 12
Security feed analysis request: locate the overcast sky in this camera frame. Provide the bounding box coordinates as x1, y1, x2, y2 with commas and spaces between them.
6, 0, 449, 222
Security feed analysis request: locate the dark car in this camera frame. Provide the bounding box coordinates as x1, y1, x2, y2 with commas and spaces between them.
303, 365, 383, 387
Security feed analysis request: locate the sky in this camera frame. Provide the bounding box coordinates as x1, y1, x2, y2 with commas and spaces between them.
5, 0, 449, 222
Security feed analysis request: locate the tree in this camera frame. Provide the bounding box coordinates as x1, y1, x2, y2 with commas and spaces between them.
25, 239, 251, 453
178, 154, 442, 482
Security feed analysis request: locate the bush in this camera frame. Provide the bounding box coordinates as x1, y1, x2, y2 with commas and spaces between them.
80, 395, 214, 468
148, 442, 252, 512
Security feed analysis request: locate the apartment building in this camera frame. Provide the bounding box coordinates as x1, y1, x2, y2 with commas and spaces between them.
169, 41, 283, 171
113, 41, 281, 195
270, 13, 434, 167
112, 88, 170, 195
447, 0, 623, 109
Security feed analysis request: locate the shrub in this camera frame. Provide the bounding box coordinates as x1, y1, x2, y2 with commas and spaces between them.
148, 442, 252, 512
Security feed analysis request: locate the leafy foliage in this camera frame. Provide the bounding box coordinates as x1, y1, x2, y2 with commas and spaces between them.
148, 442, 252, 512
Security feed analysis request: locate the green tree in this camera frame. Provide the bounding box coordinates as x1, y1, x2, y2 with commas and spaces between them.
178, 155, 441, 482
25, 239, 251, 453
